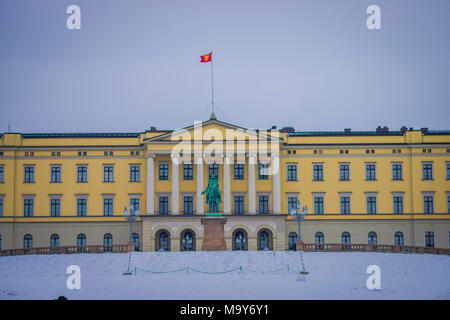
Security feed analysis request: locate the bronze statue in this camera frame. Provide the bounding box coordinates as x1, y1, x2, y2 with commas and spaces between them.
201, 174, 222, 214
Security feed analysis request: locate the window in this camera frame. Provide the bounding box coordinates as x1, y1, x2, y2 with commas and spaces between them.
366, 164, 376, 181
425, 231, 434, 248
103, 233, 113, 251
258, 163, 269, 180
157, 230, 170, 251
315, 232, 324, 244
258, 195, 269, 214
422, 163, 433, 180
313, 164, 323, 181
0, 234, 2, 250
158, 196, 169, 215
288, 232, 298, 251
394, 232, 404, 246
234, 195, 245, 214
367, 197, 377, 214
103, 198, 114, 216
446, 163, 450, 180
234, 164, 244, 180
392, 163, 403, 180
0, 165, 4, 183
77, 165, 87, 183
208, 163, 219, 179
50, 199, 60, 217
183, 196, 193, 215
258, 229, 272, 250
340, 197, 350, 214
183, 164, 193, 180
130, 198, 140, 214
314, 197, 324, 214
0, 197, 3, 216
77, 233, 86, 246
181, 230, 195, 251
339, 164, 350, 181
24, 234, 33, 248
368, 232, 377, 245
393, 196, 404, 214
50, 234, 60, 247
24, 199, 34, 217
287, 164, 297, 181
234, 230, 246, 251
159, 163, 169, 180
423, 195, 434, 214
77, 198, 87, 216
130, 165, 140, 182
103, 165, 114, 182
448, 195, 450, 214
24, 166, 34, 183
50, 166, 61, 183
341, 232, 351, 244
287, 197, 298, 215
132, 233, 140, 251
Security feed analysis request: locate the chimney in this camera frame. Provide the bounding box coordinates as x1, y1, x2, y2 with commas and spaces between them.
376, 126, 382, 133
421, 127, 428, 134
400, 126, 407, 133
150, 126, 156, 132
344, 128, 351, 133
271, 125, 277, 130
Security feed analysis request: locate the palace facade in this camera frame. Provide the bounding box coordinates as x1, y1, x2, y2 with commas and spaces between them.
0, 116, 449, 251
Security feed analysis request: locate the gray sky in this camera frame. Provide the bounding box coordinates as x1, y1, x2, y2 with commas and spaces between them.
1, 0, 449, 133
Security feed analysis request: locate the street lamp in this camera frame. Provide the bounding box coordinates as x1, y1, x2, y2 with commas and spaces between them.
124, 205, 139, 246
289, 200, 308, 242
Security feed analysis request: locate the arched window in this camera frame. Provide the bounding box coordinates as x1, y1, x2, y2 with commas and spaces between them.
180, 229, 196, 251
103, 233, 113, 252
77, 233, 86, 246
288, 232, 298, 251
233, 229, 247, 251
395, 231, 404, 246
341, 232, 351, 244
257, 229, 273, 250
315, 232, 324, 244
24, 234, 33, 249
50, 234, 60, 247
132, 233, 140, 251
155, 230, 170, 251
368, 232, 377, 245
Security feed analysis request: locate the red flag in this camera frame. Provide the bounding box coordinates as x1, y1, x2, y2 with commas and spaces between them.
200, 52, 212, 63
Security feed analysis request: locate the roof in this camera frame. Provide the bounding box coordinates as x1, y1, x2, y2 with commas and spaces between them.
20, 133, 141, 138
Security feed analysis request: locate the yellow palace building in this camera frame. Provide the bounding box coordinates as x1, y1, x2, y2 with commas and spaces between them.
1, 115, 449, 252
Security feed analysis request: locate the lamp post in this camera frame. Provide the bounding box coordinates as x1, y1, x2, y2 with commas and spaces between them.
124, 205, 139, 246
291, 200, 309, 278
290, 200, 308, 244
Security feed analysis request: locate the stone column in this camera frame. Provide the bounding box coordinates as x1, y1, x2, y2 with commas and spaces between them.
223, 155, 231, 214
146, 154, 155, 215
196, 155, 204, 214
171, 156, 179, 214
272, 155, 281, 214
248, 155, 256, 214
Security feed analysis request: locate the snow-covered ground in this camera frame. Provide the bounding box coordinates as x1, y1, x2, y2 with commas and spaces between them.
0, 251, 449, 300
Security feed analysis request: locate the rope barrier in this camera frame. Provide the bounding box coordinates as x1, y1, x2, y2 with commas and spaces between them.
131, 264, 299, 275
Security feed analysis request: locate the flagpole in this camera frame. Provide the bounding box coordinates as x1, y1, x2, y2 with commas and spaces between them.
211, 49, 214, 114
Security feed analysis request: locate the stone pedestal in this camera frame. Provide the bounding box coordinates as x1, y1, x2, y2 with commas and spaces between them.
296, 240, 305, 251
201, 217, 227, 251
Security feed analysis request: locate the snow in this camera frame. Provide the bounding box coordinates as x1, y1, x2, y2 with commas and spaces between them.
0, 251, 449, 300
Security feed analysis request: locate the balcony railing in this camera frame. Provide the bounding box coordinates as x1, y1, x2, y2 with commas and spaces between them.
296, 242, 450, 255
0, 243, 135, 257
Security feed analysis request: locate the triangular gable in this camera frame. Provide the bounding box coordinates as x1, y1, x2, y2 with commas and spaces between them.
144, 119, 282, 143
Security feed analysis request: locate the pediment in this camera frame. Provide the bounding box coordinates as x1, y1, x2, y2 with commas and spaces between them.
144, 119, 282, 144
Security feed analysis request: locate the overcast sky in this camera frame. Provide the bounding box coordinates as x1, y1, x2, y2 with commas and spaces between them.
0, 0, 449, 133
